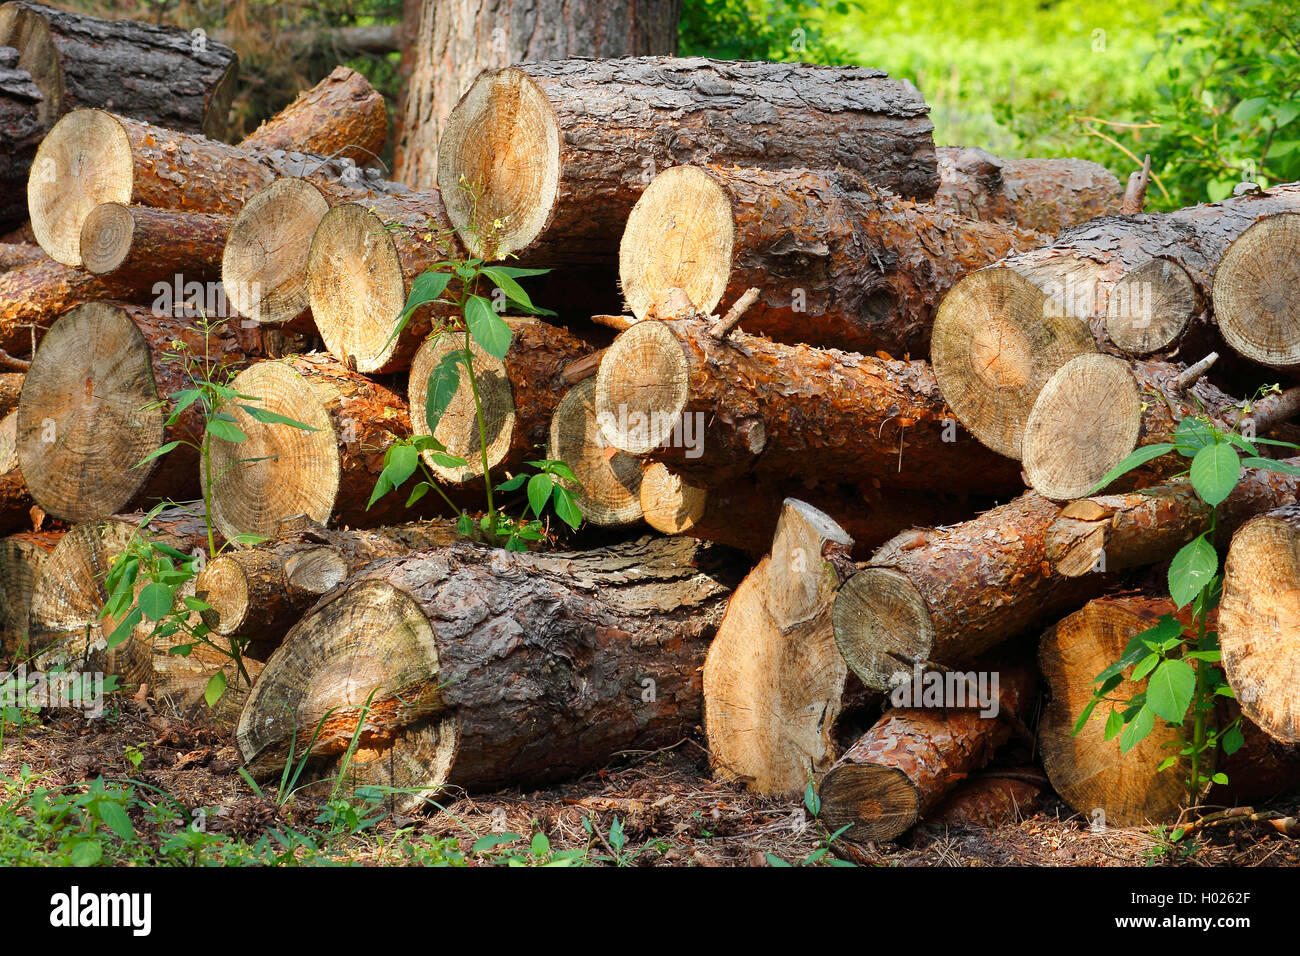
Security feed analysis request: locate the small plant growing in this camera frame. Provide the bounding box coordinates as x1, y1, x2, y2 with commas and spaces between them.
368, 178, 583, 550
99, 316, 317, 704
1074, 386, 1300, 811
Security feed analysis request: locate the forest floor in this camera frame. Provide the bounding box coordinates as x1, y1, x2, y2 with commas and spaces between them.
1, 701, 1297, 867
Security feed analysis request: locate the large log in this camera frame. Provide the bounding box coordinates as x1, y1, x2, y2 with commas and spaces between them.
1047, 464, 1300, 578
704, 499, 855, 795
1021, 353, 1297, 501
1212, 211, 1300, 370
0, 1, 237, 136
0, 45, 43, 230
547, 377, 645, 527
593, 314, 1024, 494
306, 193, 461, 373
150, 644, 262, 730
0, 240, 42, 270
409, 318, 589, 484
239, 65, 387, 165
619, 164, 1043, 354
819, 664, 1035, 842
1040, 595, 1300, 825
205, 353, 426, 542
832, 492, 1107, 691
0, 257, 126, 355
15, 302, 261, 523
0, 527, 59, 651
236, 536, 741, 806
933, 147, 1122, 234
80, 204, 231, 290
436, 57, 938, 264
931, 184, 1300, 457
194, 520, 460, 661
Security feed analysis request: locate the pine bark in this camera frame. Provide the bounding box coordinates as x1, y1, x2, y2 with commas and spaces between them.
0, 257, 128, 355
80, 204, 231, 289
0, 240, 42, 269
0, 45, 43, 230
239, 66, 387, 165
236, 536, 741, 803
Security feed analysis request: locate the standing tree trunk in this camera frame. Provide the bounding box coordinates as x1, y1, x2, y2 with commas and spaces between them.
437, 57, 938, 264
394, 0, 681, 188
620, 164, 1043, 354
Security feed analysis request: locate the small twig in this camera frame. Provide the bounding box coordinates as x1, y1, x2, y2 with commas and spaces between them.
560, 350, 605, 385
0, 348, 30, 371
1172, 352, 1217, 390
1120, 154, 1152, 214
590, 314, 636, 333
708, 287, 760, 340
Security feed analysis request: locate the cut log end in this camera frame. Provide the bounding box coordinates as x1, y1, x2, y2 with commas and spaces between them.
435, 66, 560, 259
1215, 213, 1300, 370
593, 319, 689, 455
223, 178, 329, 326
1103, 258, 1197, 356
931, 266, 1097, 459
205, 360, 339, 542
639, 461, 706, 534
832, 566, 936, 691
1221, 511, 1300, 742
307, 202, 408, 372
818, 763, 920, 842
193, 553, 255, 637
1022, 353, 1142, 501
548, 377, 642, 526
409, 332, 514, 483
620, 165, 734, 322
78, 201, 134, 275
15, 302, 165, 521
28, 109, 133, 266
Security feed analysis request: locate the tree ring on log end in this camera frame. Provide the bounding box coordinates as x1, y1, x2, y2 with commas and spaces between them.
1104, 258, 1196, 356
931, 267, 1097, 459
593, 320, 689, 455
548, 377, 643, 526
620, 165, 735, 321
236, 578, 447, 780
1215, 213, 1300, 370
1022, 353, 1141, 501
16, 303, 165, 521
307, 202, 407, 373
819, 763, 920, 842
193, 554, 253, 637
224, 178, 329, 326
831, 567, 935, 691
79, 201, 135, 275
409, 331, 514, 484
284, 546, 348, 594
205, 360, 339, 543
28, 109, 133, 266
639, 461, 705, 534
1221, 514, 1300, 742
436, 66, 560, 259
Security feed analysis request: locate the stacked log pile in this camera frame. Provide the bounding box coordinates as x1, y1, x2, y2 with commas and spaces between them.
4, 7, 1299, 854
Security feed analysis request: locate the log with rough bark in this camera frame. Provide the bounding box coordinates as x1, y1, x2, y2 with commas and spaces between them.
0, 370, 19, 417
819, 664, 1035, 842
31, 70, 389, 266
0, 45, 43, 229
638, 461, 980, 560
619, 164, 1044, 354
437, 57, 938, 264
0, 257, 127, 355
0, 527, 58, 650
0, 241, 42, 270
933, 147, 1122, 234
14, 303, 266, 523
236, 535, 741, 805
24, 505, 209, 684
150, 645, 261, 730
239, 66, 387, 165
205, 353, 426, 542
79, 204, 231, 289
547, 377, 644, 527
409, 318, 589, 483
194, 519, 460, 661
1212, 212, 1300, 370
926, 774, 1044, 828
593, 314, 1023, 494
1047, 463, 1300, 578
832, 492, 1108, 691
307, 193, 460, 372
1040, 595, 1300, 825
394, 0, 680, 187
1220, 505, 1300, 743
0, 1, 236, 137
1021, 353, 1297, 501
704, 499, 855, 795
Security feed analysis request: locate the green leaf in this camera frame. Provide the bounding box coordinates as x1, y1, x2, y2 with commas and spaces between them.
138, 582, 175, 622
456, 513, 474, 536
1131, 653, 1161, 681
1221, 725, 1245, 755
206, 417, 247, 443
401, 270, 453, 321
367, 471, 394, 510
429, 451, 468, 469
471, 833, 520, 854
204, 671, 226, 708
1087, 443, 1178, 495
488, 266, 549, 280
1241, 456, 1300, 476
530, 832, 550, 855
69, 839, 102, 866
1104, 707, 1125, 741
1119, 705, 1155, 753
236, 405, 317, 430
1211, 772, 1229, 785
527, 473, 553, 517
1174, 417, 1217, 457
495, 473, 527, 493
423, 349, 463, 432
1189, 443, 1239, 506
385, 443, 420, 489
465, 294, 512, 359
553, 487, 582, 529
135, 441, 182, 468
1092, 615, 1184, 684
1147, 658, 1195, 723
405, 482, 431, 508
97, 801, 134, 841
1156, 756, 1178, 772
1169, 535, 1217, 607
